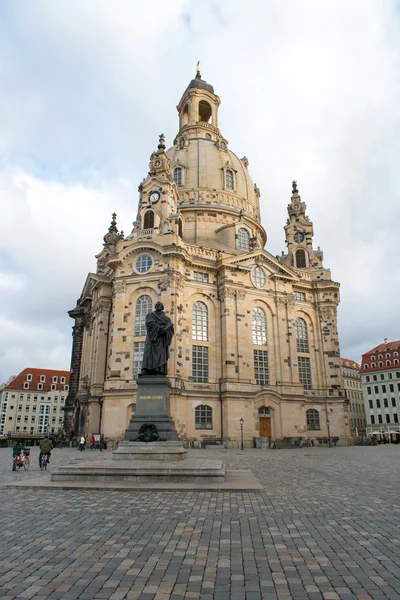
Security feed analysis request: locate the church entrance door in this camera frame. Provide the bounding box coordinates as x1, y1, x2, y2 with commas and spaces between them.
259, 417, 271, 439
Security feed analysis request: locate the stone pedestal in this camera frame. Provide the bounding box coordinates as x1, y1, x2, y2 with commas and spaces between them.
124, 375, 178, 442
113, 441, 186, 461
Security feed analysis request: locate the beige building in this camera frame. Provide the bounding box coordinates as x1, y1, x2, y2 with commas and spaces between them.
0, 368, 69, 439
340, 358, 365, 439
65, 70, 350, 446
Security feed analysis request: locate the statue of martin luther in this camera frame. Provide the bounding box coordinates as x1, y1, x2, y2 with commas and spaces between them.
140, 302, 174, 376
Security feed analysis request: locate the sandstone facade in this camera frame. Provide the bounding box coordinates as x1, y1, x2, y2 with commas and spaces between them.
64, 71, 350, 447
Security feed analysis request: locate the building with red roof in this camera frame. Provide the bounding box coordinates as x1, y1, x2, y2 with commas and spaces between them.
340, 358, 365, 438
0, 368, 70, 440
360, 340, 400, 439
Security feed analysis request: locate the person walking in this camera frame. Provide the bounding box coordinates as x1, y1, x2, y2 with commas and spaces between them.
90, 435, 96, 450
79, 435, 86, 451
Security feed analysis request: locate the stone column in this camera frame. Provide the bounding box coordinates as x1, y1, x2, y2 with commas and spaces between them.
64, 306, 85, 438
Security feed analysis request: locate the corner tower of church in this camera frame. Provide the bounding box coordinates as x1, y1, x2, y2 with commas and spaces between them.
64, 70, 350, 447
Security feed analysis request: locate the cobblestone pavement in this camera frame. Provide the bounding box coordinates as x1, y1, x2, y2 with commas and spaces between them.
1, 445, 400, 600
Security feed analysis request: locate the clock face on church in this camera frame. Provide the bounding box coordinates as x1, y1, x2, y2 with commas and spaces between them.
149, 191, 160, 204
294, 231, 304, 243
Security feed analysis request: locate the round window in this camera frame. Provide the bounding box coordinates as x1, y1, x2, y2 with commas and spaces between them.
251, 266, 266, 288
135, 254, 153, 274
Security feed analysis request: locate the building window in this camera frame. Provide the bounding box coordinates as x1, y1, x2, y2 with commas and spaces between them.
366, 376, 370, 382
306, 409, 320, 430
27, 374, 32, 381
192, 302, 208, 341
394, 414, 399, 423
251, 266, 266, 288
395, 359, 399, 365
254, 350, 269, 385
61, 377, 66, 384
378, 415, 383, 424
52, 376, 58, 383
298, 357, 312, 389
371, 415, 375, 424
40, 375, 46, 383
376, 399, 381, 408
23, 382, 29, 389
295, 318, 309, 353
192, 346, 209, 383
205, 133, 212, 140
131, 404, 136, 413
135, 295, 152, 336
382, 385, 386, 393
252, 308, 267, 346
133, 341, 145, 380
369, 399, 373, 409
51, 384, 56, 391
37, 383, 43, 390
174, 167, 182, 187
293, 292, 306, 301
237, 228, 250, 251
392, 398, 396, 407
295, 249, 307, 268
226, 170, 234, 189
135, 254, 153, 274
367, 386, 371, 394
193, 272, 209, 283
195, 404, 212, 429
384, 398, 388, 408
143, 210, 155, 229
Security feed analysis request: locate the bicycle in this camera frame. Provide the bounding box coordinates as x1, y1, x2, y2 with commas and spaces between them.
39, 453, 49, 471
13, 450, 30, 471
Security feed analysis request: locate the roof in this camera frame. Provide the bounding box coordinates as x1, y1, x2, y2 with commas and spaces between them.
5, 368, 70, 392
362, 340, 400, 356
186, 76, 215, 95
340, 358, 360, 369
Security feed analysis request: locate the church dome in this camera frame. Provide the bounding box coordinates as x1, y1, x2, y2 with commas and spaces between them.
166, 140, 259, 220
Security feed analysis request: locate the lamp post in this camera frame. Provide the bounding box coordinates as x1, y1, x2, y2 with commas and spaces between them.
327, 419, 332, 448
240, 418, 244, 450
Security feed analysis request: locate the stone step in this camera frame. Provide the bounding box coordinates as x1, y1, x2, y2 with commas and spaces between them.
50, 458, 225, 483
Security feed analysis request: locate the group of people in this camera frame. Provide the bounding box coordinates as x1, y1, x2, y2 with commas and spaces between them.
78, 435, 104, 452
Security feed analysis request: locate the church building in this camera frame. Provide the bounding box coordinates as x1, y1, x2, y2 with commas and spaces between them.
64, 69, 350, 446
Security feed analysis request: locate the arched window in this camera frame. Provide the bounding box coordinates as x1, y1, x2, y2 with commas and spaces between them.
226, 170, 234, 190
181, 104, 189, 126
386, 360, 391, 366
237, 227, 250, 250
198, 100, 212, 123
252, 308, 267, 345
192, 301, 208, 341
295, 249, 307, 268
195, 404, 212, 429
143, 210, 154, 229
306, 409, 320, 430
394, 359, 399, 365
379, 362, 383, 367
295, 318, 309, 353
178, 218, 183, 238
174, 167, 182, 187
135, 295, 152, 336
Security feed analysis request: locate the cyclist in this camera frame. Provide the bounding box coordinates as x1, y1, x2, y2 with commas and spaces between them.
39, 435, 53, 468
12, 441, 28, 471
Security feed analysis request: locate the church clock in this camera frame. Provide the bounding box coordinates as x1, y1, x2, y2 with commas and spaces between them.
149, 191, 160, 204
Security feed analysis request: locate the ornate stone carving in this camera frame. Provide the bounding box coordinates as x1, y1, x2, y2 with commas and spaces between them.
113, 280, 125, 299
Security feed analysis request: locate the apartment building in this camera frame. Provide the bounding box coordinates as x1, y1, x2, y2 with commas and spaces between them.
0, 368, 70, 438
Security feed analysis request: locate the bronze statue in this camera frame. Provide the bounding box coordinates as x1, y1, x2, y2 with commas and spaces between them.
140, 301, 174, 375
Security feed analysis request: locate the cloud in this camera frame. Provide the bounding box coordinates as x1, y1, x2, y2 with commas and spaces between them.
1, 0, 400, 380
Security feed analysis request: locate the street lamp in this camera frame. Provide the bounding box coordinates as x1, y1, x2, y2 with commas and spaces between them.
240, 418, 244, 450
326, 419, 332, 448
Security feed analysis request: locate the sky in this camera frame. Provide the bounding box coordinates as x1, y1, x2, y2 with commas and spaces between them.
1, 0, 400, 381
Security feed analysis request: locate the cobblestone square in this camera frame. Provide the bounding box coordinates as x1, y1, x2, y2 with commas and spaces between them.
1, 445, 400, 599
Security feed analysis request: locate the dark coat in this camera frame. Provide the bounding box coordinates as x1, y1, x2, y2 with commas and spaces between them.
39, 438, 53, 454
141, 310, 174, 374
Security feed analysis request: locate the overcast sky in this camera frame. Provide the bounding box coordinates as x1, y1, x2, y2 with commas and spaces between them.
1, 0, 400, 381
